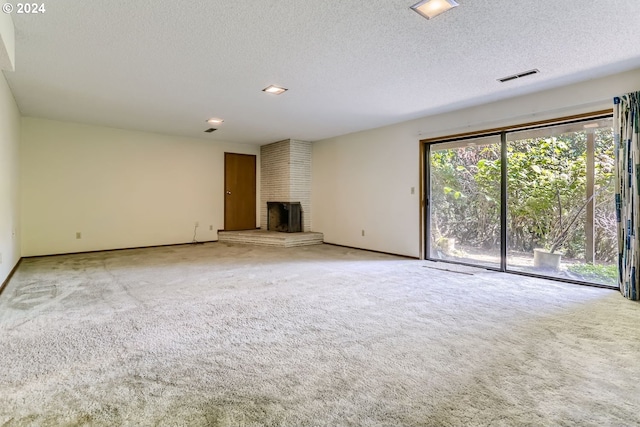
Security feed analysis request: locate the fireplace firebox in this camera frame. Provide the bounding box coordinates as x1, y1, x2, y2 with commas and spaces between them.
267, 202, 302, 233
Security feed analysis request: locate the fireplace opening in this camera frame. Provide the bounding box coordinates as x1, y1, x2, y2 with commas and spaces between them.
267, 202, 302, 233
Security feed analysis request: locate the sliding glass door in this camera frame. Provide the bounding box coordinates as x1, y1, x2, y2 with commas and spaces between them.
428, 135, 502, 269
426, 115, 617, 287
506, 118, 616, 286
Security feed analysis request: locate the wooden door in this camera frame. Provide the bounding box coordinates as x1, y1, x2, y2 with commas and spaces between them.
224, 153, 256, 230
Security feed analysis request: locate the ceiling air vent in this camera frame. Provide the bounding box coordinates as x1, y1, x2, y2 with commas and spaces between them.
204, 128, 217, 133
498, 69, 539, 83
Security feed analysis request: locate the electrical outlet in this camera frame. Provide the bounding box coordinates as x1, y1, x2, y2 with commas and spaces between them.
76, 232, 82, 239
209, 225, 213, 231
362, 229, 365, 237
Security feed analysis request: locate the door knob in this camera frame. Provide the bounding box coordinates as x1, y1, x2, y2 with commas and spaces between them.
226, 190, 232, 195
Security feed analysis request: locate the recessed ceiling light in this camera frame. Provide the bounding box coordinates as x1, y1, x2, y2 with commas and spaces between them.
410, 0, 459, 20
262, 85, 288, 95
207, 118, 224, 125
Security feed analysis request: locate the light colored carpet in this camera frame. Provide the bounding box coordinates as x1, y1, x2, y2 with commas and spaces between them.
0, 243, 639, 426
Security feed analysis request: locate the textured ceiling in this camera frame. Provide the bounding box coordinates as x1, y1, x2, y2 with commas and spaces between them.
4, 0, 640, 145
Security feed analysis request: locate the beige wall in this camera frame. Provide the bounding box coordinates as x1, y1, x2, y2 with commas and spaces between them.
21, 118, 260, 256
13, 69, 640, 259
312, 68, 640, 258
0, 73, 21, 283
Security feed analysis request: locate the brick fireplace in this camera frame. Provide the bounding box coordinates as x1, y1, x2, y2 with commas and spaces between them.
260, 139, 311, 232
267, 202, 302, 232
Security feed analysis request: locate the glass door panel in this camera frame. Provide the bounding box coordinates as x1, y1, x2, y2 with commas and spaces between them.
429, 135, 502, 269
505, 119, 616, 286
